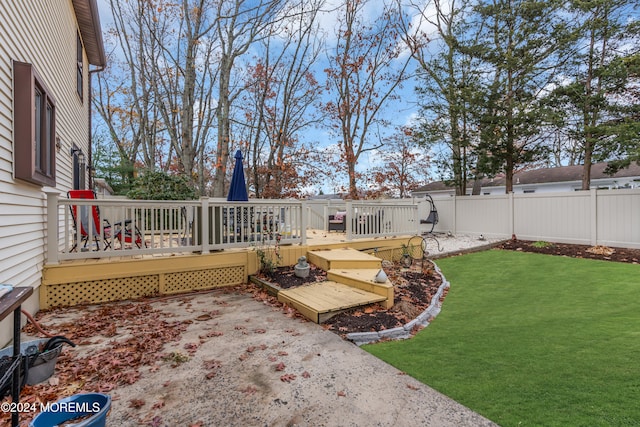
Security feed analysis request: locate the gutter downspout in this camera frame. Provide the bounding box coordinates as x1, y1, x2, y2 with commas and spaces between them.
88, 64, 105, 190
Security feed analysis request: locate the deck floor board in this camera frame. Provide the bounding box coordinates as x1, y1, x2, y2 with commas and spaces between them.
278, 281, 385, 318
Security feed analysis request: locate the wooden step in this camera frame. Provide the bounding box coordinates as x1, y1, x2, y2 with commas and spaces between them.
327, 269, 394, 309
278, 281, 386, 323
307, 248, 382, 271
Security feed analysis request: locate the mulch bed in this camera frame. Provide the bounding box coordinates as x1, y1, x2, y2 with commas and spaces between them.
260, 265, 328, 289
498, 239, 640, 264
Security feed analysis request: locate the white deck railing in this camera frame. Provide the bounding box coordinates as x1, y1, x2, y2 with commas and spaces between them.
47, 194, 308, 263
345, 201, 419, 240
45, 192, 420, 264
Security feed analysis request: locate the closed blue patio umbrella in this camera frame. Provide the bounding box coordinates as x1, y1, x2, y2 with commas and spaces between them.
227, 150, 249, 201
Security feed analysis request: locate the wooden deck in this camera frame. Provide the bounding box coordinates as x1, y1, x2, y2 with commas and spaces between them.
278, 281, 386, 323
277, 248, 394, 323
307, 248, 383, 270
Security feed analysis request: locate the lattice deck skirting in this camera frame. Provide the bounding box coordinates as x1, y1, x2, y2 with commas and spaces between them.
163, 266, 245, 294
40, 265, 246, 309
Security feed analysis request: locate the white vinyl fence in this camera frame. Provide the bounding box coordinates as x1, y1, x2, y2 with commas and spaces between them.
427, 189, 640, 249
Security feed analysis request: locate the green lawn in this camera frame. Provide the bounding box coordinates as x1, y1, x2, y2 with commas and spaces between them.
364, 250, 640, 426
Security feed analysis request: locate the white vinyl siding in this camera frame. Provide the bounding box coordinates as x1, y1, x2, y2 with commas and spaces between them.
0, 0, 91, 344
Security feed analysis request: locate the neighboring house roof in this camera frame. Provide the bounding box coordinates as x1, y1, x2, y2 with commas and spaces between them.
483, 162, 640, 188
414, 162, 640, 193
72, 0, 106, 67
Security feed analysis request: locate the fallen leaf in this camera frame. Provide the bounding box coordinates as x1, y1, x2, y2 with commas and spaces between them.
202, 359, 222, 370
129, 398, 145, 409
184, 342, 199, 354
337, 390, 346, 397
280, 373, 296, 382
241, 385, 257, 394
275, 362, 286, 371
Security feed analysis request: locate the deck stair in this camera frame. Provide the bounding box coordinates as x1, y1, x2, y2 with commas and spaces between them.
277, 248, 394, 323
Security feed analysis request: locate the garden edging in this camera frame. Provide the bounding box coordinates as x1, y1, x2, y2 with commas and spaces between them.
346, 263, 450, 346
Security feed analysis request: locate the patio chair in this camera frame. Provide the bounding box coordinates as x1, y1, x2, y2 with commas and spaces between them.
68, 190, 145, 250
113, 218, 145, 249
420, 194, 439, 234
328, 211, 346, 232
67, 190, 112, 251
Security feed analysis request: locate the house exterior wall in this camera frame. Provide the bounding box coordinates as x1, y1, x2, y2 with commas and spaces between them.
414, 175, 640, 198
0, 0, 91, 345
479, 177, 640, 195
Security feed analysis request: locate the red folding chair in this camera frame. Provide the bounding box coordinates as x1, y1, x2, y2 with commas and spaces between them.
67, 190, 112, 251
68, 190, 146, 250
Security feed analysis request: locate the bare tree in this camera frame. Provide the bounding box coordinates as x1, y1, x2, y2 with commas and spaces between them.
240, 0, 325, 198
211, 0, 288, 197
367, 127, 430, 198
147, 0, 219, 190
93, 0, 168, 191
325, 0, 411, 199
97, 0, 220, 195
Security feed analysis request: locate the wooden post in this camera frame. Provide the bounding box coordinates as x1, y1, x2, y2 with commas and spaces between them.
45, 189, 61, 265
201, 197, 210, 254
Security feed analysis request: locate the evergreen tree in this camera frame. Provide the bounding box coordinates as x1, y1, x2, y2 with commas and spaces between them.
547, 0, 639, 187
471, 0, 571, 192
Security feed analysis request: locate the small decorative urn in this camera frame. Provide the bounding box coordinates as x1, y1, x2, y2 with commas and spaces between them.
294, 256, 310, 278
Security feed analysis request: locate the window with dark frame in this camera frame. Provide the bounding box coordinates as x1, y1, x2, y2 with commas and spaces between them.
77, 31, 83, 101
13, 61, 57, 187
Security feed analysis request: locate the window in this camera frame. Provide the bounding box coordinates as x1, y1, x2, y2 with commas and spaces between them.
77, 31, 84, 101
13, 61, 57, 187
